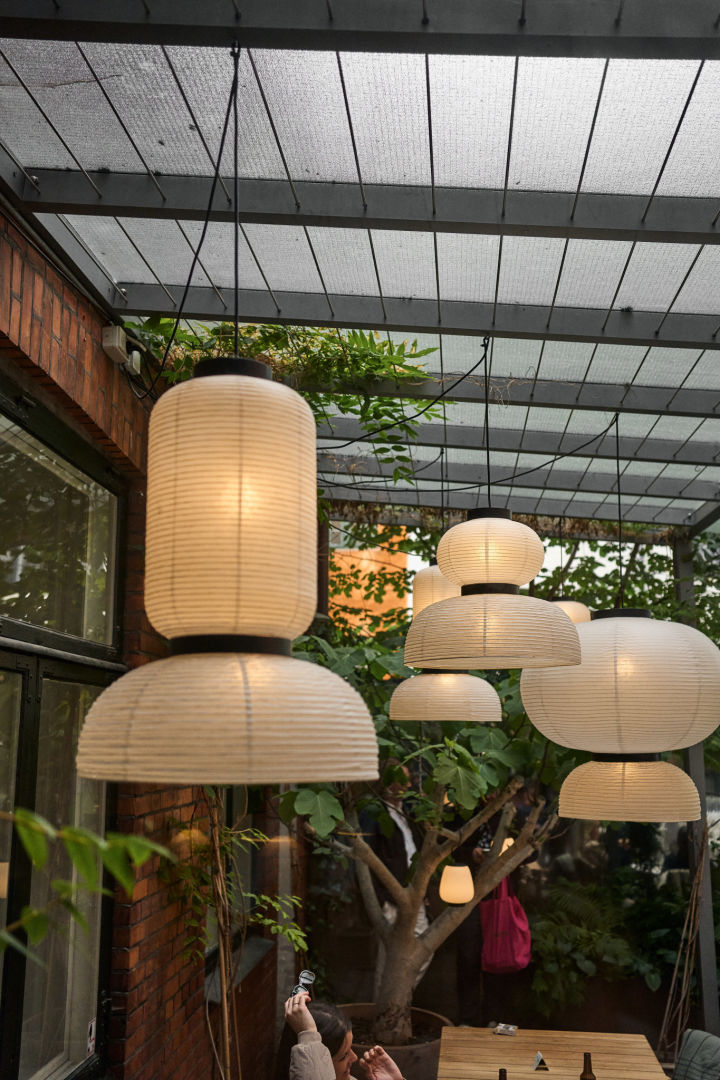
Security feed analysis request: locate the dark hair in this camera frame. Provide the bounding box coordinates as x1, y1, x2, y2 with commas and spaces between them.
308, 1002, 352, 1058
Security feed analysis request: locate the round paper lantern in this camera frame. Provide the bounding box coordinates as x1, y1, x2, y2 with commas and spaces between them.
412, 562, 460, 617
405, 593, 581, 670
521, 611, 720, 752
145, 358, 317, 639
389, 672, 501, 724
552, 598, 591, 624
559, 760, 700, 822
76, 652, 376, 783
439, 864, 474, 904
77, 357, 378, 783
437, 510, 544, 587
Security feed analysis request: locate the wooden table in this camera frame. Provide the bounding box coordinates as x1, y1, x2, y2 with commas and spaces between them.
438, 1027, 667, 1080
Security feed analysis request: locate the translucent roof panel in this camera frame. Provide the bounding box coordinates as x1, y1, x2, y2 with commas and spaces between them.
1, 44, 719, 198
42, 216, 720, 321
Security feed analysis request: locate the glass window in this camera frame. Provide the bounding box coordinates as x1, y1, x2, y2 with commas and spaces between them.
18, 679, 104, 1080
0, 668, 22, 989
0, 417, 117, 644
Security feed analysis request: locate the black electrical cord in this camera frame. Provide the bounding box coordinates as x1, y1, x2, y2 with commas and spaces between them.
132, 44, 240, 401
615, 412, 625, 607
322, 335, 491, 450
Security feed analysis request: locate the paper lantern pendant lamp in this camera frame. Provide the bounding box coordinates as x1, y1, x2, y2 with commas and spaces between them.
389, 672, 501, 724
439, 864, 474, 904
412, 560, 460, 617
405, 509, 580, 671
521, 609, 720, 753
559, 759, 700, 822
552, 598, 591, 624
77, 357, 378, 783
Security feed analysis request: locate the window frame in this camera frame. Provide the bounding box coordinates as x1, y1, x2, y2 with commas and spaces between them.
0, 375, 128, 1080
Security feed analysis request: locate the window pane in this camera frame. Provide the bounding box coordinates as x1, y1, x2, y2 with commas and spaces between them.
0, 417, 117, 644
0, 669, 22, 989
19, 679, 104, 1080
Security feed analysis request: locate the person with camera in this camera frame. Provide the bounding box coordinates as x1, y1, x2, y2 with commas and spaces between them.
284, 990, 405, 1080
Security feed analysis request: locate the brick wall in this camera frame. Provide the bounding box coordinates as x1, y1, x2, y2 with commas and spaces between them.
0, 210, 280, 1079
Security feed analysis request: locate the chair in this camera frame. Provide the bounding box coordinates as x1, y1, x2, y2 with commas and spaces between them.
673, 1029, 720, 1080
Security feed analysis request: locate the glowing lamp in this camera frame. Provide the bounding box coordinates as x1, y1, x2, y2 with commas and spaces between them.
77, 358, 378, 783
389, 672, 501, 725
552, 599, 592, 624
439, 864, 474, 904
521, 610, 720, 752
559, 760, 700, 822
412, 562, 460, 617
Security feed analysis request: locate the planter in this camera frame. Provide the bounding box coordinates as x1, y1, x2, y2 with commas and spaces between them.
341, 1002, 453, 1080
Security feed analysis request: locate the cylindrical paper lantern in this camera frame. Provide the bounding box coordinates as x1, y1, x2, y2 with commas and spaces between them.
76, 652, 378, 784
145, 362, 317, 640
521, 612, 720, 752
439, 864, 475, 904
437, 511, 544, 587
412, 563, 460, 617
559, 761, 700, 822
553, 599, 591, 624
405, 593, 581, 670
389, 672, 501, 724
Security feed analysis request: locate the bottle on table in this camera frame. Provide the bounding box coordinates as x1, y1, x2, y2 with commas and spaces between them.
580, 1052, 596, 1080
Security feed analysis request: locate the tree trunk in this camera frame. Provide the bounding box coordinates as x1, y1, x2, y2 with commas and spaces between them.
372, 910, 426, 1044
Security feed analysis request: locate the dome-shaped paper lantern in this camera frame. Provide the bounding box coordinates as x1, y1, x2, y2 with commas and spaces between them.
437, 512, 545, 587
412, 563, 460, 617
552, 599, 592, 624
389, 672, 501, 724
521, 611, 720, 752
439, 864, 475, 904
405, 593, 581, 670
76, 652, 377, 783
78, 357, 378, 783
145, 360, 317, 639
559, 760, 700, 822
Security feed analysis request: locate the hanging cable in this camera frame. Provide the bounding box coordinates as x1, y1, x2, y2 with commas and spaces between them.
233, 41, 239, 358
132, 44, 239, 401
558, 514, 565, 595
324, 335, 490, 450
484, 338, 492, 506
615, 412, 624, 608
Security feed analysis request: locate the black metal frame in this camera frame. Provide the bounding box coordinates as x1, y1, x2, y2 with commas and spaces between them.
2, 0, 720, 59
0, 649, 117, 1080
0, 372, 127, 1078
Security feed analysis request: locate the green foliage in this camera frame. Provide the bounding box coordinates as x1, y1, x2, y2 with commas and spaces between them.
1, 808, 173, 961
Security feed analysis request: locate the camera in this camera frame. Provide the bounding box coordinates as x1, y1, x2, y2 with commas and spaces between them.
290, 969, 316, 996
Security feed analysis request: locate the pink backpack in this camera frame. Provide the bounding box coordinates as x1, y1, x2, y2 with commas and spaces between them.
480, 877, 532, 973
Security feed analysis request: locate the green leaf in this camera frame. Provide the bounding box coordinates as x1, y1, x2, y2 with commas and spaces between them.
294, 788, 344, 837
644, 970, 662, 992
101, 844, 136, 897
59, 898, 89, 934
14, 808, 55, 870
21, 907, 49, 945
62, 827, 99, 885
0, 928, 45, 966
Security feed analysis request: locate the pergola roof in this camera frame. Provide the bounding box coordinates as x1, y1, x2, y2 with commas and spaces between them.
1, 3, 720, 533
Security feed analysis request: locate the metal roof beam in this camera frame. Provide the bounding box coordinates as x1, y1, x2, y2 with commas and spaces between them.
13, 170, 720, 247
118, 283, 720, 352
325, 483, 694, 526
2, 1, 720, 59
317, 451, 718, 502
319, 418, 719, 468
688, 499, 720, 535
314, 374, 719, 421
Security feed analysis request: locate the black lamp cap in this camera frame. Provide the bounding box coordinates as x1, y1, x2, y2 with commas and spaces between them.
430, 556, 438, 566
593, 752, 660, 763
592, 608, 651, 621
467, 507, 512, 521
193, 355, 272, 380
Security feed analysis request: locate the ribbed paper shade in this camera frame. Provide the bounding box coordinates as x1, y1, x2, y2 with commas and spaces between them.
389, 673, 501, 724
521, 616, 720, 752
404, 594, 581, 670
145, 374, 317, 639
412, 564, 460, 617
437, 516, 545, 587
76, 653, 378, 784
439, 864, 475, 904
553, 599, 592, 624
559, 761, 700, 822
